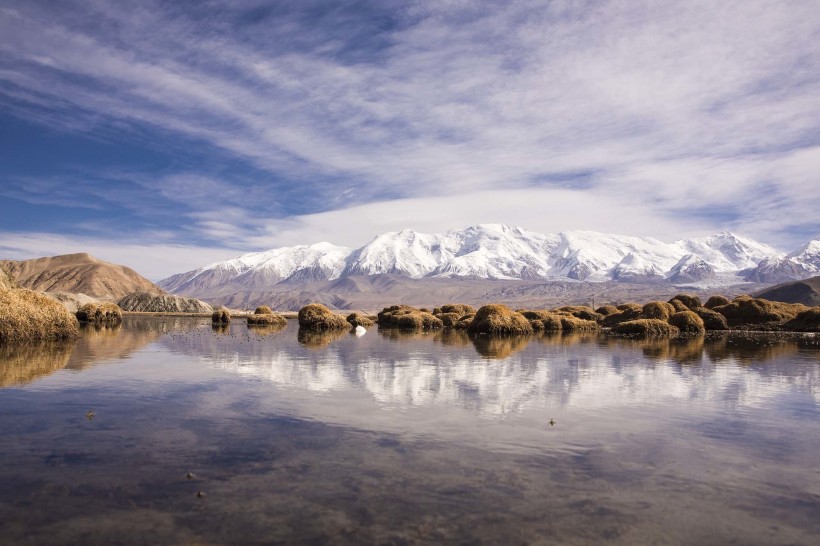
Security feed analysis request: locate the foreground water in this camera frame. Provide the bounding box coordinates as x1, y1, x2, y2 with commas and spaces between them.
0, 317, 818, 545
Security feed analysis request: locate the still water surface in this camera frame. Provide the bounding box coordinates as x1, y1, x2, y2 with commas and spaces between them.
0, 317, 819, 544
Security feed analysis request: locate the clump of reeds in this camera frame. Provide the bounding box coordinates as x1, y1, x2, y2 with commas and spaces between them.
558, 314, 600, 332
76, 302, 123, 325
668, 311, 706, 334
378, 305, 443, 330
298, 303, 349, 330
519, 310, 563, 332
453, 313, 475, 330
601, 304, 643, 327
613, 319, 680, 336
212, 306, 231, 325
595, 305, 619, 316
433, 304, 475, 316
704, 295, 730, 309
669, 294, 702, 311
556, 305, 601, 322
247, 313, 287, 327
667, 299, 689, 312
346, 312, 375, 328
0, 289, 80, 342
712, 296, 806, 329
254, 306, 274, 315
467, 304, 533, 335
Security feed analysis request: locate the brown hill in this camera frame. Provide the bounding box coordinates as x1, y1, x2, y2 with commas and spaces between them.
0, 253, 163, 300
754, 276, 820, 306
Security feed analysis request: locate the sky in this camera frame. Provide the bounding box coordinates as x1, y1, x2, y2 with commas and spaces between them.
1, 0, 819, 280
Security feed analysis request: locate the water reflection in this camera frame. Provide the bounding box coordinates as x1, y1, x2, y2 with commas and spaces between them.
0, 341, 76, 387
298, 328, 349, 348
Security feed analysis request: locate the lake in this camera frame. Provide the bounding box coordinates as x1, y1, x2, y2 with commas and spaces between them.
0, 316, 819, 545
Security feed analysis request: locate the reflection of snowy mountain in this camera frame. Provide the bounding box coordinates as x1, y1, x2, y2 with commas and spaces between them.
160, 329, 819, 416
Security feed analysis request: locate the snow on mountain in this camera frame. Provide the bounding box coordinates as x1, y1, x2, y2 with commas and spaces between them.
746, 239, 820, 283
158, 225, 794, 295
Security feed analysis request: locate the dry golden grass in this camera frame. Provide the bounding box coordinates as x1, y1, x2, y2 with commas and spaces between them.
520, 310, 563, 332
76, 302, 123, 324
254, 306, 273, 315
669, 294, 702, 310
212, 306, 231, 325
0, 265, 15, 291
667, 299, 689, 312
693, 307, 729, 331
713, 296, 806, 328
453, 313, 475, 330
346, 312, 375, 328
0, 289, 80, 342
783, 307, 820, 332
668, 311, 706, 334
601, 304, 643, 327
0, 340, 76, 387
595, 305, 619, 316
436, 312, 463, 328
559, 315, 600, 332
298, 303, 349, 330
377, 305, 443, 330
613, 319, 680, 336
247, 313, 287, 327
467, 304, 533, 335
704, 295, 730, 309
556, 305, 601, 321
641, 301, 676, 320
434, 304, 475, 316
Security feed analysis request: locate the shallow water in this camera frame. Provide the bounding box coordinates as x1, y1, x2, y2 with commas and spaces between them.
0, 317, 819, 545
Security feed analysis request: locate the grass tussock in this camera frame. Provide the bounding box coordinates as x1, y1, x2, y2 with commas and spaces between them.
613, 319, 680, 337
693, 307, 729, 331
247, 313, 287, 327
467, 304, 533, 336
669, 294, 702, 310
520, 310, 563, 332
435, 312, 463, 328
667, 299, 690, 313
378, 305, 443, 330
433, 304, 475, 316
783, 307, 820, 332
76, 302, 123, 324
556, 306, 601, 322
713, 296, 806, 328
346, 312, 375, 328
641, 301, 676, 320
453, 313, 475, 330
0, 289, 80, 342
704, 295, 730, 309
668, 311, 706, 334
558, 315, 599, 332
298, 303, 349, 330
254, 306, 273, 315
212, 306, 231, 325
601, 304, 643, 327
595, 305, 619, 316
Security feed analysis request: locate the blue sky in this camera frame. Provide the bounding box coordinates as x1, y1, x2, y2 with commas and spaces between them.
1, 0, 819, 279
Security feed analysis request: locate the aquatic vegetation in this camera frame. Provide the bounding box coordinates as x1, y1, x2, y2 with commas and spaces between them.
467, 304, 533, 335
76, 302, 123, 325
613, 319, 680, 336
668, 311, 706, 334
704, 295, 730, 309
783, 307, 820, 332
378, 305, 443, 330
346, 312, 375, 328
212, 306, 231, 325
641, 301, 676, 320
247, 313, 287, 327
713, 296, 806, 329
298, 303, 348, 330
669, 294, 702, 311
693, 307, 729, 330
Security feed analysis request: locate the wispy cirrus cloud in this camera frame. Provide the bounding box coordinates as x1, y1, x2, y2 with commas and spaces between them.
0, 0, 818, 273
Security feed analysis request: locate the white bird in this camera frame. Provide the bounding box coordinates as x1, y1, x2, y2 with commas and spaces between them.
355, 325, 367, 337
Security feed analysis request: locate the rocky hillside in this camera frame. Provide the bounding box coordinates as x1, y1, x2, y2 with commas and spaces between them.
0, 253, 163, 300
755, 276, 820, 306
118, 292, 213, 313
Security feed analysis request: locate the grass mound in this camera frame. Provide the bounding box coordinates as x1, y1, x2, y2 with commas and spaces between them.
433, 304, 475, 316
613, 319, 679, 336
520, 310, 563, 332
669, 294, 702, 310
704, 295, 730, 309
783, 307, 820, 332
453, 313, 475, 330
435, 312, 463, 328
556, 306, 601, 321
668, 299, 689, 312
76, 302, 123, 324
641, 301, 676, 320
254, 306, 273, 315
346, 312, 375, 328
601, 304, 643, 327
668, 311, 706, 334
247, 313, 287, 327
595, 305, 619, 316
713, 296, 806, 328
212, 306, 231, 325
298, 303, 349, 330
0, 289, 80, 342
467, 304, 533, 336
693, 308, 729, 331
559, 315, 600, 332
378, 305, 443, 330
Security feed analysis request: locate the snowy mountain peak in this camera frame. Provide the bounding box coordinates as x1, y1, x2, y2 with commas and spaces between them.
158, 227, 811, 298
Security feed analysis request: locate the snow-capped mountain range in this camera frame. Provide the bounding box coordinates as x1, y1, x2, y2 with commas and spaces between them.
158, 225, 820, 296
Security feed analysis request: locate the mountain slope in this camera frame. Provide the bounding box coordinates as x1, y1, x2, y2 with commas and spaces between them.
754, 276, 820, 306
746, 240, 820, 283
159, 225, 789, 304
0, 253, 164, 300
